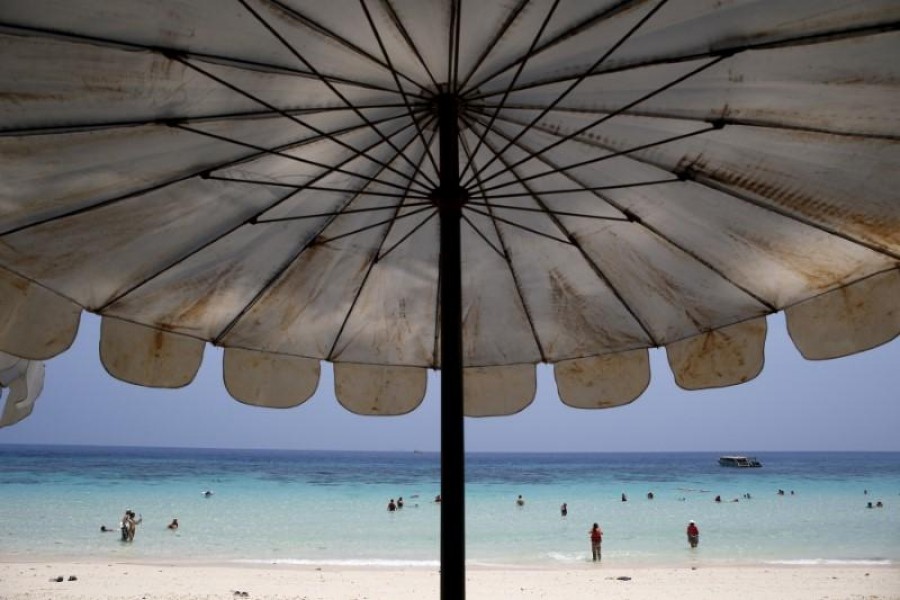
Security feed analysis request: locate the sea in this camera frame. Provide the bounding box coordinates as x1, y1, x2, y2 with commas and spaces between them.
0, 446, 897, 568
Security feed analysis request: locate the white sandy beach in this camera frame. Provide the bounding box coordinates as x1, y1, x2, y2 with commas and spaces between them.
1, 560, 897, 600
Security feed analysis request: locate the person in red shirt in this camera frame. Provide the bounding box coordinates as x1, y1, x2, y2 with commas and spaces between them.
589, 523, 603, 561
686, 520, 700, 548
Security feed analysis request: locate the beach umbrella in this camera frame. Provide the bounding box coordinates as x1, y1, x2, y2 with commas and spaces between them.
1, 1, 898, 597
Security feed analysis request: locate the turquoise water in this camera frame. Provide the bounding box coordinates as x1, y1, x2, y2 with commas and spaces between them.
0, 446, 897, 567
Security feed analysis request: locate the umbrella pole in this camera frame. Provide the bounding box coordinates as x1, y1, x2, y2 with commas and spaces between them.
437, 93, 465, 600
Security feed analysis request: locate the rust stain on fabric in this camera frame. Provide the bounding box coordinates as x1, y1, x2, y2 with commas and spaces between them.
0, 91, 68, 104
685, 157, 900, 250
167, 280, 224, 326
152, 329, 167, 357
546, 267, 622, 347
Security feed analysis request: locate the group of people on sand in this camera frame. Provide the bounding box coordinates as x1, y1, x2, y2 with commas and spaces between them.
100, 511, 179, 541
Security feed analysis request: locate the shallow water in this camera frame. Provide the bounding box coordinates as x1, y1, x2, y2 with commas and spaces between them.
0, 446, 897, 567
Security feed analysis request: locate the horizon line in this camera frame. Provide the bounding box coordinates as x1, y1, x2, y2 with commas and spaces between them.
1, 442, 898, 454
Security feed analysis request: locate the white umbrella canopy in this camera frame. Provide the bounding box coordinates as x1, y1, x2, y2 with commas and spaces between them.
1, 1, 899, 597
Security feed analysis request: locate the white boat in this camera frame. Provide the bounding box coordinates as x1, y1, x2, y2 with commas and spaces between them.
718, 456, 762, 468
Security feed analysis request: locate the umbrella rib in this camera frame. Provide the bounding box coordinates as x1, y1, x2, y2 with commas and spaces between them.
471, 103, 900, 142
206, 175, 431, 201
95, 186, 303, 314
205, 110, 424, 182
260, 0, 433, 96
462, 111, 632, 223
459, 130, 547, 360
467, 178, 680, 200
466, 114, 781, 312
325, 140, 438, 361
467, 21, 900, 101
473, 47, 727, 191
172, 53, 432, 191
460, 0, 646, 95
458, 0, 562, 185
459, 213, 505, 260
99, 119, 436, 314
211, 204, 433, 347
0, 103, 412, 138
477, 117, 778, 310
432, 274, 440, 369
378, 211, 438, 263
211, 120, 433, 346
0, 21, 417, 98
236, 0, 437, 187
359, 0, 441, 176
471, 126, 660, 346
468, 46, 726, 190
458, 125, 511, 260
463, 206, 572, 246
313, 205, 434, 245
175, 122, 421, 193
466, 202, 630, 222
455, 0, 528, 93
241, 112, 436, 204
496, 110, 900, 263
0, 169, 192, 239
0, 113, 417, 238
253, 204, 432, 222
464, 0, 669, 190
375, 0, 440, 90
450, 0, 462, 92
474, 113, 884, 312
479, 123, 720, 194
374, 123, 440, 262
681, 171, 900, 262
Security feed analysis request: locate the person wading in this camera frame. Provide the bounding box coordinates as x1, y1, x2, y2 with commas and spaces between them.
589, 523, 603, 562
687, 520, 700, 548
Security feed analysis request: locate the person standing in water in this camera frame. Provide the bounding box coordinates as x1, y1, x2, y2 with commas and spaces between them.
119, 509, 133, 541
120, 510, 141, 542
686, 520, 700, 548
560, 503, 568, 517
589, 523, 603, 562
128, 511, 142, 541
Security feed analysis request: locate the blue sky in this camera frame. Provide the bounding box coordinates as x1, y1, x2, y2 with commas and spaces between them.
1, 312, 897, 452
